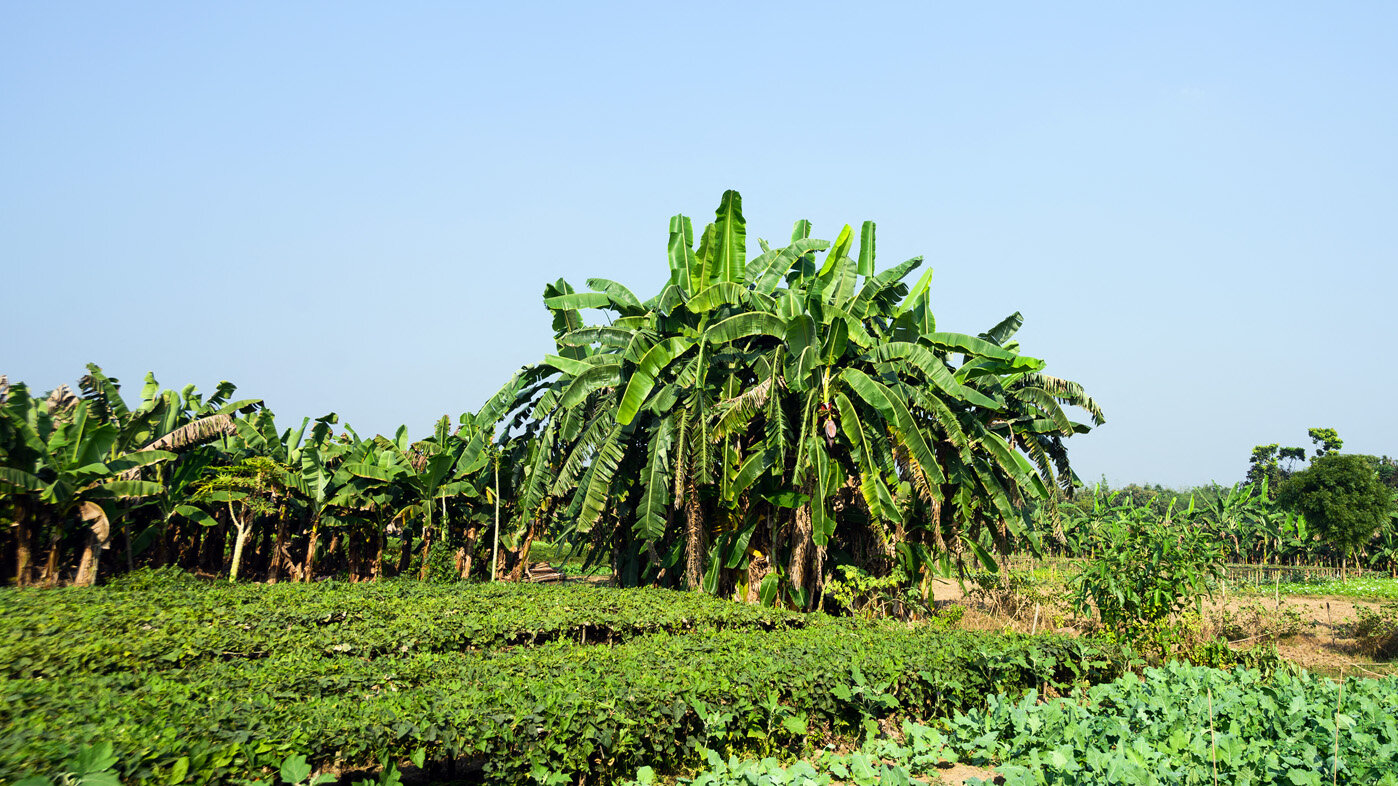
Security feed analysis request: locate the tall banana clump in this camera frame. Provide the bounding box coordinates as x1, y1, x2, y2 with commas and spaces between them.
486, 191, 1103, 609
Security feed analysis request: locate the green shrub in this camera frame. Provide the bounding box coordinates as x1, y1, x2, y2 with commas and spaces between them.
1349, 603, 1398, 659
1070, 503, 1223, 638
968, 570, 1055, 622
824, 565, 932, 620
1278, 454, 1397, 574
1216, 600, 1309, 643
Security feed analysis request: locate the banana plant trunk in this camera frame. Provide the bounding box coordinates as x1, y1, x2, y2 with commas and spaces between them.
509, 518, 537, 582
789, 502, 814, 609
199, 524, 222, 573
418, 505, 434, 581
269, 518, 288, 583
74, 503, 110, 587
302, 515, 320, 582
11, 498, 32, 587
75, 530, 102, 586
684, 480, 705, 590
41, 517, 62, 587
397, 525, 413, 576
123, 521, 135, 573
457, 522, 479, 580
373, 516, 385, 582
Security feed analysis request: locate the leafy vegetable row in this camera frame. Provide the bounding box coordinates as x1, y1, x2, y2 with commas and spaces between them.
1, 594, 1123, 784
0, 581, 808, 677
650, 664, 1398, 786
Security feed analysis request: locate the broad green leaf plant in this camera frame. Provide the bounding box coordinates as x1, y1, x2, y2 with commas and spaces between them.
487, 191, 1103, 608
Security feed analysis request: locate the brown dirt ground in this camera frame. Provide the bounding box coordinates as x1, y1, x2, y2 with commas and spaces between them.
930, 761, 1001, 785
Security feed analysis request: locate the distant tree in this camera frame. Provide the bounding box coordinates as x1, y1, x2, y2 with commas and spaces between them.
1277, 453, 1396, 577
1307, 427, 1343, 457
1246, 443, 1305, 498
1354, 455, 1398, 491
1280, 446, 1307, 468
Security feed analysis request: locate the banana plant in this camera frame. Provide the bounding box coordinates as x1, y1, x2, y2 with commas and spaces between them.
71, 366, 263, 575
486, 191, 1103, 608
0, 393, 173, 585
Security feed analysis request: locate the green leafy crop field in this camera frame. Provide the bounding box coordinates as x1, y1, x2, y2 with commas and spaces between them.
656, 664, 1398, 785
1251, 576, 1398, 601
0, 580, 1123, 785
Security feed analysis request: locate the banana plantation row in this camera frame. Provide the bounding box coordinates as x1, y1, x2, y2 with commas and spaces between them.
5, 190, 1110, 606
1051, 481, 1398, 575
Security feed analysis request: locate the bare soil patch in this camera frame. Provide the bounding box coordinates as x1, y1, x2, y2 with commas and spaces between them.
932, 761, 1001, 785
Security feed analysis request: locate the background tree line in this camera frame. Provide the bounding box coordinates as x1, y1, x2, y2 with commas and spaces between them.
1, 192, 1105, 603
1044, 429, 1398, 575
19, 192, 1385, 602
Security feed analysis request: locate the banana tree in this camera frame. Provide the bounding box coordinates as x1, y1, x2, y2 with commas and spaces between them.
0, 393, 173, 585
486, 190, 1103, 609
73, 365, 263, 572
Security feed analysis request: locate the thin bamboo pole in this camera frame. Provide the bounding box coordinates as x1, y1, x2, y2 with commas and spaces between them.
490, 453, 500, 582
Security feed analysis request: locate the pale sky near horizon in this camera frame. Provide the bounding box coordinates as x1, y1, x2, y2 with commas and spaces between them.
3, 3, 1395, 488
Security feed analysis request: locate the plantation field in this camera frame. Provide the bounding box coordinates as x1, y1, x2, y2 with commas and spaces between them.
1246, 576, 1398, 602
7, 576, 1398, 785
661, 664, 1398, 785
0, 580, 1123, 785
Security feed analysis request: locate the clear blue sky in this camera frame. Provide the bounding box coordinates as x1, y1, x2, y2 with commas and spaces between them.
4, 3, 1395, 488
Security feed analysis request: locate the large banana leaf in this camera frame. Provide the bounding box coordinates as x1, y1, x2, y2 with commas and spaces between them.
635, 419, 673, 541
577, 424, 625, 531
107, 449, 176, 474
868, 342, 1002, 409
667, 215, 696, 291
585, 278, 644, 314
712, 190, 746, 284
558, 363, 623, 409
818, 224, 854, 277
0, 467, 44, 492
753, 238, 829, 295
856, 221, 876, 277
617, 338, 694, 425
542, 354, 595, 378
704, 312, 787, 345
925, 332, 1018, 361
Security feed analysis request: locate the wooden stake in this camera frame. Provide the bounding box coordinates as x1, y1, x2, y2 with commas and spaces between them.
1208, 686, 1219, 786
1333, 667, 1344, 786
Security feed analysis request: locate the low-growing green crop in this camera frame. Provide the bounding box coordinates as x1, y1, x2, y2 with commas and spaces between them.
1, 581, 1125, 785
1252, 575, 1398, 601
0, 580, 809, 678
948, 663, 1398, 784
653, 664, 1398, 786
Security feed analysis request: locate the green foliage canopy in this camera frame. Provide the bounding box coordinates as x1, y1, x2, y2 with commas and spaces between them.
1278, 452, 1396, 563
